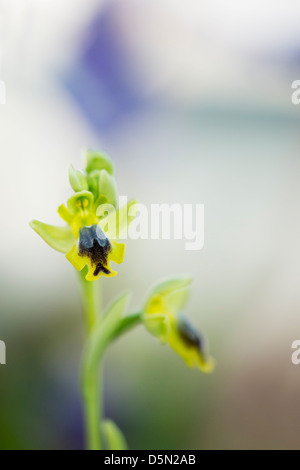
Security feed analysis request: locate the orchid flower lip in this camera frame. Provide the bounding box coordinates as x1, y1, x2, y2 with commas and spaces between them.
177, 315, 207, 358
79, 225, 112, 277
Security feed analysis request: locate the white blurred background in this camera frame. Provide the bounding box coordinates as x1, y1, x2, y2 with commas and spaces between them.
1, 0, 300, 450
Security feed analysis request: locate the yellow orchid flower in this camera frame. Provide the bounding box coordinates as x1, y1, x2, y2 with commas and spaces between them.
143, 278, 215, 373
30, 150, 137, 281
30, 149, 215, 451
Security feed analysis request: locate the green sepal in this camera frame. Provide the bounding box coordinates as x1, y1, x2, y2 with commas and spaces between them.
143, 277, 192, 342
87, 169, 117, 206
143, 313, 170, 342
149, 277, 192, 298
87, 170, 101, 199
144, 276, 192, 314
86, 150, 114, 175
30, 220, 76, 253
102, 420, 128, 451
68, 165, 88, 192
99, 170, 118, 207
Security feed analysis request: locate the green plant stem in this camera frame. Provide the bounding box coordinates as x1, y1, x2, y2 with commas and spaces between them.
81, 304, 142, 450
79, 270, 103, 450
79, 268, 142, 451
81, 361, 102, 450
79, 270, 100, 332
110, 312, 141, 343
81, 314, 118, 450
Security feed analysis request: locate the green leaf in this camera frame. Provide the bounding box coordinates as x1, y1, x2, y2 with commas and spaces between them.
86, 150, 114, 175
69, 165, 88, 192
103, 290, 130, 323
99, 170, 118, 207
83, 291, 131, 370
30, 220, 75, 253
102, 420, 128, 450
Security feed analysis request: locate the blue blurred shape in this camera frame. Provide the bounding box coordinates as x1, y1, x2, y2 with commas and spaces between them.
64, 5, 143, 131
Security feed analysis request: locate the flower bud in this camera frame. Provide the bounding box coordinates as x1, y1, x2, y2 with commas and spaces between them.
86, 150, 114, 175
69, 165, 88, 192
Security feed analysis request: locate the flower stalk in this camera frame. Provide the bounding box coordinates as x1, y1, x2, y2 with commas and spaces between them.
79, 269, 100, 333
79, 270, 102, 449
81, 357, 102, 450
81, 292, 132, 450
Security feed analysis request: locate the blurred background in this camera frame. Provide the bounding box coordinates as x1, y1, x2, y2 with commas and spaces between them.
1, 0, 300, 450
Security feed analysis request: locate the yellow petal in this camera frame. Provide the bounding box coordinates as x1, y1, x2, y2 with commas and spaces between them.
110, 242, 125, 264
196, 356, 215, 374
66, 244, 87, 271
58, 204, 73, 224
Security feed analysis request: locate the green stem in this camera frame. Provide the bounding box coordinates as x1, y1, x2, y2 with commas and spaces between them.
81, 361, 102, 450
79, 269, 103, 450
81, 308, 142, 450
110, 312, 141, 343
79, 269, 100, 332
79, 271, 142, 451
81, 315, 117, 450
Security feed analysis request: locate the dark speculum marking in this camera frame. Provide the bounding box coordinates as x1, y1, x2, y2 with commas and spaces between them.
177, 316, 206, 356
79, 225, 112, 277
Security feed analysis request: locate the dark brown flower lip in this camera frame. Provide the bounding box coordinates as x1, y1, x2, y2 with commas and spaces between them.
79, 225, 112, 277
177, 316, 207, 356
